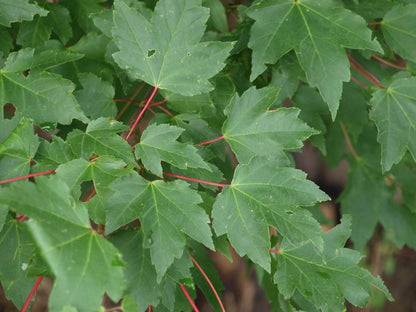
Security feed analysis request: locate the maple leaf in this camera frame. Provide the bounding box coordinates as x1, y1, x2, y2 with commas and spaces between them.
0, 0, 48, 27
55, 157, 133, 224
59, 0, 103, 33
247, 0, 382, 118
45, 3, 73, 44
275, 216, 393, 312
369, 75, 416, 171
381, 4, 416, 63
67, 118, 136, 167
341, 163, 416, 251
112, 0, 233, 95
74, 73, 117, 119
135, 124, 211, 177
110, 227, 194, 311
0, 216, 36, 307
223, 86, 317, 164
0, 118, 39, 181
17, 15, 53, 48
212, 157, 329, 271
106, 172, 213, 278
0, 49, 88, 125
33, 136, 76, 172
0, 176, 125, 312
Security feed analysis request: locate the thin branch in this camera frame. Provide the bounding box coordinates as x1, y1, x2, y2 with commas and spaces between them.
180, 284, 200, 312
339, 122, 360, 161
367, 21, 382, 25
189, 254, 226, 312
116, 82, 145, 120
20, 276, 44, 312
0, 170, 56, 185
163, 171, 228, 187
125, 87, 159, 141
371, 54, 407, 70
197, 135, 225, 146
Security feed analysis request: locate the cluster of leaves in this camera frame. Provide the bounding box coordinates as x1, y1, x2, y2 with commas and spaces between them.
1, 0, 416, 311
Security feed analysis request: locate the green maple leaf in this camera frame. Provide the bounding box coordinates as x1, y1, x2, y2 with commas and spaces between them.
0, 176, 125, 312
106, 172, 213, 278
17, 15, 53, 48
112, 0, 233, 95
0, 49, 88, 125
33, 136, 76, 172
0, 118, 39, 180
110, 227, 194, 311
369, 75, 416, 172
275, 216, 393, 312
55, 157, 133, 223
381, 4, 416, 63
135, 124, 211, 177
3, 48, 83, 73
247, 0, 382, 118
59, 0, 103, 33
212, 157, 329, 271
341, 163, 416, 250
0, 0, 48, 27
46, 4, 73, 44
110, 228, 162, 310
223, 86, 317, 164
67, 118, 136, 167
74, 73, 117, 119
0, 216, 36, 307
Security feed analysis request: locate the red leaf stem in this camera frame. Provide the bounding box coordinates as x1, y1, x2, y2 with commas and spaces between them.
269, 248, 279, 254
347, 57, 384, 89
347, 53, 381, 84
0, 170, 56, 185
20, 276, 44, 312
126, 87, 159, 141
148, 305, 152, 312
116, 82, 145, 120
150, 99, 167, 106
180, 284, 200, 312
113, 99, 141, 105
350, 75, 369, 88
367, 21, 382, 25
154, 104, 175, 117
163, 171, 228, 187
16, 215, 27, 222
148, 107, 157, 116
196, 135, 225, 146
188, 254, 225, 312
371, 54, 407, 71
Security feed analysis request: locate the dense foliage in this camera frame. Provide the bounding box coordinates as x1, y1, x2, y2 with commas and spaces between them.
1, 0, 415, 311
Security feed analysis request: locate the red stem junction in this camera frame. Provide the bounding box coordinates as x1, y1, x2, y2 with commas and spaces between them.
125, 86, 159, 141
